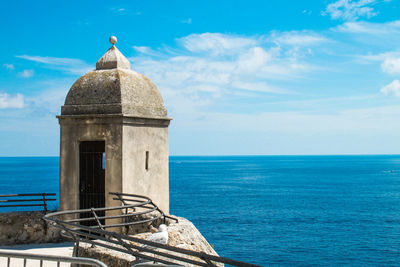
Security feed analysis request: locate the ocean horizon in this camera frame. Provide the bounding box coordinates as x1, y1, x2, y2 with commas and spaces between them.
1, 155, 400, 265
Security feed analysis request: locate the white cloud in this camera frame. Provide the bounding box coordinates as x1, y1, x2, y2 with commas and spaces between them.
181, 18, 192, 24
335, 20, 400, 34
16, 55, 92, 75
0, 93, 24, 109
179, 33, 259, 55
132, 46, 166, 57
270, 31, 327, 46
355, 51, 400, 62
231, 81, 291, 94
18, 69, 34, 78
323, 0, 380, 21
381, 57, 400, 75
133, 46, 151, 54
381, 80, 400, 96
129, 32, 319, 113
110, 7, 126, 13
3, 64, 14, 70
27, 87, 68, 115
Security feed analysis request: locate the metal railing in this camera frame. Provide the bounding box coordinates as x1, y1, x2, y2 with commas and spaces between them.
52, 192, 178, 231
44, 193, 262, 267
0, 193, 56, 212
0, 249, 107, 267
110, 192, 179, 225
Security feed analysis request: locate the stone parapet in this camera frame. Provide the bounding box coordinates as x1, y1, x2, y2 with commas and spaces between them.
0, 211, 62, 246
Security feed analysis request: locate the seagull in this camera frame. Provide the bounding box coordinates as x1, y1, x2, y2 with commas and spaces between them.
143, 224, 168, 249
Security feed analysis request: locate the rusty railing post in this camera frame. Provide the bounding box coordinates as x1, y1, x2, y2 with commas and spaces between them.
42, 193, 47, 212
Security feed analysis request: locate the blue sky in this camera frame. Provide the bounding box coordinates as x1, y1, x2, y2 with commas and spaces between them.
1, 0, 400, 156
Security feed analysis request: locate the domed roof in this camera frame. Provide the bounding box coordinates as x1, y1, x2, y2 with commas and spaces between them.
61, 37, 167, 119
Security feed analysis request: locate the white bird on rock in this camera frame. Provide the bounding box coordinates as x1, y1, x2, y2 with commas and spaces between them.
143, 224, 168, 249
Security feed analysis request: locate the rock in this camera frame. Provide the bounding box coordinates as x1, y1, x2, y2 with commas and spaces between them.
76, 216, 224, 267
0, 211, 62, 245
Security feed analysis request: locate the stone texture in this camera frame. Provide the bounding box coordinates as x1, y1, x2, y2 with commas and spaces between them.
96, 45, 130, 70
76, 217, 222, 267
0, 211, 62, 245
58, 116, 123, 219
122, 123, 169, 213
62, 68, 168, 118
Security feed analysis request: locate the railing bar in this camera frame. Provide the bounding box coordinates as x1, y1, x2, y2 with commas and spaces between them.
91, 208, 105, 230
111, 200, 158, 210
65, 207, 158, 222
56, 222, 237, 266
0, 199, 56, 203
97, 215, 163, 229
7, 257, 10, 267
61, 216, 162, 229
113, 193, 127, 205
94, 216, 162, 228
40, 259, 43, 267
42, 193, 47, 212
49, 216, 261, 266
44, 204, 143, 216
114, 193, 131, 221
53, 218, 214, 261
0, 204, 46, 208
113, 198, 147, 203
109, 192, 150, 200
85, 239, 182, 266
23, 258, 27, 267
44, 192, 261, 267
115, 236, 137, 258
72, 232, 208, 266
118, 239, 208, 266
201, 254, 216, 266
0, 250, 108, 267
0, 193, 56, 197
63, 229, 206, 266
164, 214, 179, 222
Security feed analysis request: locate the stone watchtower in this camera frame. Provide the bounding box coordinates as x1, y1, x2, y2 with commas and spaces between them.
58, 36, 171, 214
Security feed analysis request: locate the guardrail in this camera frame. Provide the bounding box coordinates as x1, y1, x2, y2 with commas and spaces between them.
44, 193, 262, 267
0, 249, 108, 267
54, 192, 178, 231
0, 193, 56, 212
110, 192, 179, 225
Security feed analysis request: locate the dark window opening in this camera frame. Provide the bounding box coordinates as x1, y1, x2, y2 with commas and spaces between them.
145, 151, 149, 171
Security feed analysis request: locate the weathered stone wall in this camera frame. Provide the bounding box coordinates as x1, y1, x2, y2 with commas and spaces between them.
122, 123, 169, 214
0, 211, 62, 245
59, 116, 123, 217
76, 217, 223, 267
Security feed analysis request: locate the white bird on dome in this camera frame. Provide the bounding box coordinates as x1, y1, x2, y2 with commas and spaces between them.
143, 224, 168, 249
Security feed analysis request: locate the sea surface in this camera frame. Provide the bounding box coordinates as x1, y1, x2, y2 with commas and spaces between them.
1, 155, 400, 266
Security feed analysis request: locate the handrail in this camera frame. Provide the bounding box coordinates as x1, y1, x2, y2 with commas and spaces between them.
0, 193, 56, 212
44, 192, 262, 267
110, 192, 179, 223
0, 249, 107, 267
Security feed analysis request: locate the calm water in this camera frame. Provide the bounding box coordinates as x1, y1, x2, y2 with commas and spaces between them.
1, 155, 400, 266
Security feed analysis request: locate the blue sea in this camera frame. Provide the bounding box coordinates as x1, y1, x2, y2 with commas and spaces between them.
1, 155, 400, 266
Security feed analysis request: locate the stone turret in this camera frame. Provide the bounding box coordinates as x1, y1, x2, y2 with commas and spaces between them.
58, 36, 171, 215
